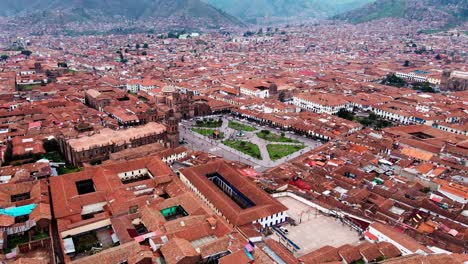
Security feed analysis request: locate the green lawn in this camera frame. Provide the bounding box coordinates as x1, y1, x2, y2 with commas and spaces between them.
74, 232, 99, 253
32, 231, 49, 241
192, 128, 224, 139
228, 121, 257, 132
43, 151, 65, 162
6, 234, 29, 252
223, 140, 262, 159
194, 119, 223, 128
256, 131, 300, 143
267, 144, 305, 161
17, 84, 40, 91
58, 165, 82, 175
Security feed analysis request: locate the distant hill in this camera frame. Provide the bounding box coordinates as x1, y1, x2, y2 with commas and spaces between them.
203, 0, 374, 19
336, 0, 468, 28
0, 0, 242, 26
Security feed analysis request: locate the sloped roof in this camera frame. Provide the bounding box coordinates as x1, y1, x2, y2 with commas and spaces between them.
179, 160, 287, 226
160, 238, 199, 264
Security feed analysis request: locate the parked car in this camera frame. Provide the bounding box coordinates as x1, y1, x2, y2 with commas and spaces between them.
279, 226, 289, 234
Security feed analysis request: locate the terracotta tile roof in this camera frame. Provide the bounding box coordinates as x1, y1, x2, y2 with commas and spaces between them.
370, 223, 432, 254
179, 160, 287, 226
160, 238, 199, 264
50, 156, 175, 230
71, 241, 147, 264
29, 202, 52, 221
198, 235, 231, 259
380, 253, 467, 264
299, 245, 341, 263
415, 163, 434, 175
0, 214, 14, 226
0, 180, 49, 208
432, 179, 468, 200
218, 249, 251, 264
358, 242, 382, 262
401, 147, 433, 161
377, 242, 401, 259
13, 258, 48, 264
67, 122, 166, 151
109, 215, 135, 244
140, 204, 165, 232
338, 244, 362, 263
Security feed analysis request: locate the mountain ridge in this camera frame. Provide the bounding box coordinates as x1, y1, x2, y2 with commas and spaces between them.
203, 0, 375, 19
336, 0, 468, 28
0, 0, 243, 27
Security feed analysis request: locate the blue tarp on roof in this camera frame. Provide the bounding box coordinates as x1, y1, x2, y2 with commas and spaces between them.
0, 204, 37, 217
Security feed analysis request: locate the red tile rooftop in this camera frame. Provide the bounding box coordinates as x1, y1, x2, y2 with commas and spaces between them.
370, 222, 432, 254
179, 160, 287, 227
67, 122, 166, 151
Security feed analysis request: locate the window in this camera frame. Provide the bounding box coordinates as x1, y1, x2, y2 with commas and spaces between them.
121, 172, 151, 184
132, 223, 148, 236
11, 192, 31, 202
15, 215, 29, 223
81, 211, 103, 220
129, 205, 138, 214
160, 191, 170, 199
75, 179, 96, 195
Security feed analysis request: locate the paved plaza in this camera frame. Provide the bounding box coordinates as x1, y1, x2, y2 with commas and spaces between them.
272, 196, 362, 256
179, 116, 321, 172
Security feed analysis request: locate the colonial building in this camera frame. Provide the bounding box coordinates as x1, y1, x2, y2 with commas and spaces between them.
49, 156, 176, 263
440, 70, 468, 91
366, 223, 432, 256
159, 86, 195, 120
0, 180, 52, 255
84, 89, 111, 112
50, 156, 249, 264
59, 122, 172, 166
292, 93, 351, 114
179, 160, 288, 228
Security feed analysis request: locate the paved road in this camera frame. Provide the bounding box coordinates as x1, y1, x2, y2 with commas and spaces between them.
179, 116, 322, 172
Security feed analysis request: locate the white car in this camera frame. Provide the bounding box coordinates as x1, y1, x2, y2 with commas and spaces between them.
279, 226, 289, 234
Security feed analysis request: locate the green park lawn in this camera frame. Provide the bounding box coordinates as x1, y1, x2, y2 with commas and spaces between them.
228, 121, 257, 132
192, 128, 224, 139
57, 165, 81, 175
267, 144, 305, 161
256, 131, 300, 143
193, 119, 222, 128
223, 140, 262, 160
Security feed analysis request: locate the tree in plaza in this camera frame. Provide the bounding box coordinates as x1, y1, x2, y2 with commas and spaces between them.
336, 109, 354, 121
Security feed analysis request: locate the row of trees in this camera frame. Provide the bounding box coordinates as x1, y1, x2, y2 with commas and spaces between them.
1, 50, 40, 61
243, 27, 284, 37
336, 109, 392, 129
129, 43, 149, 49
381, 74, 436, 93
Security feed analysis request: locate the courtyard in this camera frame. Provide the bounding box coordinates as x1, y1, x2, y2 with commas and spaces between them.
272, 196, 362, 256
